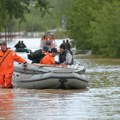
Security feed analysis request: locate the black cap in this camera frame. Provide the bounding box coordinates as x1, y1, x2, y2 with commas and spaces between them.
60, 44, 66, 50
42, 46, 49, 52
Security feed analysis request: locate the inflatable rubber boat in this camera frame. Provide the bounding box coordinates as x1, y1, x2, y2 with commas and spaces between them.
13, 63, 88, 89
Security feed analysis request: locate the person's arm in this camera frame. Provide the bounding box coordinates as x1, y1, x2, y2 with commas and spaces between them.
13, 51, 27, 63
62, 52, 72, 65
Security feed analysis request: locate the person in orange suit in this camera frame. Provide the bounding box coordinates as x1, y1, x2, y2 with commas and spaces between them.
40, 48, 58, 65
41, 35, 47, 41
48, 35, 55, 41
0, 41, 27, 88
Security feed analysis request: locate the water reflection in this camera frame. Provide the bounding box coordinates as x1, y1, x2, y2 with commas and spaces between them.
11, 88, 89, 120
0, 89, 15, 120
1, 88, 118, 120
0, 87, 120, 120
0, 57, 120, 120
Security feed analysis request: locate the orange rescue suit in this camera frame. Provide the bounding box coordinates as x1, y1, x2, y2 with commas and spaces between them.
0, 49, 26, 88
40, 53, 55, 65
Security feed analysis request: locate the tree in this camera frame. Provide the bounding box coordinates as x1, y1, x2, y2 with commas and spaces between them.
66, 0, 96, 50
0, 0, 49, 29
66, 0, 120, 57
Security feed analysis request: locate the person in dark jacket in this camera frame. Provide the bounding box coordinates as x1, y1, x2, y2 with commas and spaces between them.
58, 44, 73, 65
61, 40, 66, 46
27, 46, 49, 63
14, 41, 27, 49
20, 41, 26, 48
65, 39, 71, 51
14, 41, 21, 49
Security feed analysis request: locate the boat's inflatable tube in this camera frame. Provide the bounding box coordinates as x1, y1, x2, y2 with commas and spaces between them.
13, 63, 88, 89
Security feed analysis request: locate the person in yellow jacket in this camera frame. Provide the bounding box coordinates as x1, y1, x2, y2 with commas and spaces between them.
0, 41, 27, 88
40, 48, 58, 65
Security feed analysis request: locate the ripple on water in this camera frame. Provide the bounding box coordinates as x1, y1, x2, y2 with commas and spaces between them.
1, 87, 120, 120
0, 56, 120, 120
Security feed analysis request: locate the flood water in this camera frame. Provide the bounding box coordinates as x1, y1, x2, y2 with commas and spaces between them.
0, 56, 120, 120
0, 39, 120, 120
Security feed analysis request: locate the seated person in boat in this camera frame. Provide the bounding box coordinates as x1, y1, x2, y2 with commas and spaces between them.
14, 41, 26, 49
27, 46, 49, 63
48, 35, 55, 41
14, 41, 21, 49
20, 41, 26, 48
65, 39, 71, 52
41, 35, 47, 41
61, 40, 66, 46
41, 35, 50, 46
58, 44, 74, 65
40, 48, 58, 65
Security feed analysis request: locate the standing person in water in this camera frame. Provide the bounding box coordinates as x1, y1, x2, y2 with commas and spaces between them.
0, 41, 27, 88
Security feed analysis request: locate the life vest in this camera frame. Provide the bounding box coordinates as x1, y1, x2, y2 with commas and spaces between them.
59, 50, 74, 65
40, 53, 55, 65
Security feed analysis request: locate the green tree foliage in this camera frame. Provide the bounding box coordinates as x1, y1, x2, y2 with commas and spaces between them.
1, 0, 120, 58
0, 0, 71, 33
0, 0, 29, 28
66, 0, 120, 57
66, 0, 96, 50
13, 0, 70, 32
0, 0, 49, 29
91, 1, 120, 57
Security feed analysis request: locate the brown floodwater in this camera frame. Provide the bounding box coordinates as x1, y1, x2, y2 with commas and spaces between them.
0, 57, 120, 120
